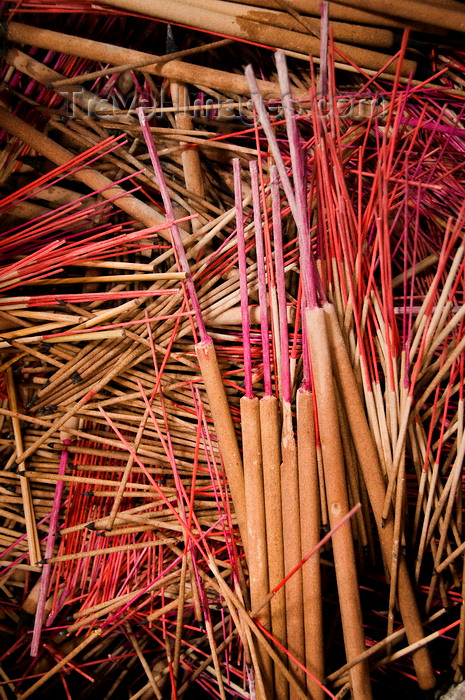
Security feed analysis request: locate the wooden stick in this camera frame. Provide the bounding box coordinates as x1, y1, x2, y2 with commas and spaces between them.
18, 630, 102, 699
50, 38, 232, 87
4, 368, 41, 566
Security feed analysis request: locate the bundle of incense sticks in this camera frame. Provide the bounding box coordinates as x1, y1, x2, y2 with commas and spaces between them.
1, 2, 465, 699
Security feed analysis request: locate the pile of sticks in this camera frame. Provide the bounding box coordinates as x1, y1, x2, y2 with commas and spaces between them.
1, 1, 465, 698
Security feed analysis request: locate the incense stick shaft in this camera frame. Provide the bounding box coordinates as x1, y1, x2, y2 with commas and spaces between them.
241, 396, 273, 697
280, 400, 305, 696
305, 306, 372, 699
259, 395, 288, 698
296, 388, 324, 700
324, 303, 436, 690
196, 339, 248, 554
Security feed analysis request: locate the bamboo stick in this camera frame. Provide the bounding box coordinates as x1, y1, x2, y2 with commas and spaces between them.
4, 368, 41, 567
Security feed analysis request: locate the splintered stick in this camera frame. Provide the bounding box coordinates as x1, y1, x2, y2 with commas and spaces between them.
296, 387, 324, 700
137, 110, 248, 555
272, 170, 305, 697
250, 161, 287, 697
323, 304, 436, 691
304, 306, 372, 700
5, 367, 41, 566
234, 158, 272, 697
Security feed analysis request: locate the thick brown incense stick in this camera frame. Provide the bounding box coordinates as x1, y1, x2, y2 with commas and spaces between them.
305, 305, 373, 700
6, 22, 309, 102
223, 0, 420, 28
100, 0, 415, 75
323, 303, 436, 690
196, 339, 248, 555
330, 0, 465, 33
280, 402, 306, 699
163, 0, 395, 47
296, 387, 324, 700
4, 368, 41, 566
259, 394, 287, 698
240, 395, 272, 697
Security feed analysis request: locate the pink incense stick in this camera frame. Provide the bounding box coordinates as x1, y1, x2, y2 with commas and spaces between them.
271, 167, 291, 405
318, 2, 330, 97
246, 60, 324, 308
275, 50, 319, 310
245, 65, 297, 220
136, 107, 208, 343
250, 161, 272, 397
233, 158, 254, 400
31, 440, 70, 657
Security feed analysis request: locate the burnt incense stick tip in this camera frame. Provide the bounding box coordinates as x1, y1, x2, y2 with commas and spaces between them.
43, 406, 58, 415
86, 522, 96, 530
36, 559, 47, 566
82, 491, 94, 497
71, 372, 82, 384
27, 397, 38, 410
